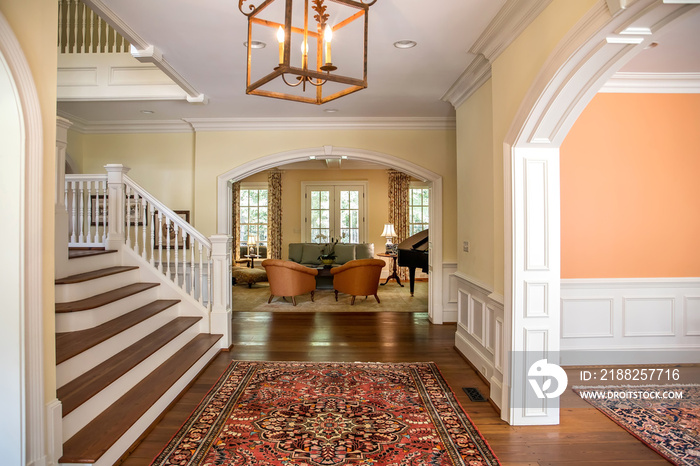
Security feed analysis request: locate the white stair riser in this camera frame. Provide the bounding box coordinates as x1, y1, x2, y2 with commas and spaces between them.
55, 269, 141, 303
86, 342, 221, 466
62, 325, 201, 442
56, 304, 181, 388
56, 287, 160, 333
63, 253, 119, 276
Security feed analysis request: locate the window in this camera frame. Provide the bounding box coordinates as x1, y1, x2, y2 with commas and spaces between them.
408, 185, 429, 236
303, 182, 367, 243
240, 184, 268, 257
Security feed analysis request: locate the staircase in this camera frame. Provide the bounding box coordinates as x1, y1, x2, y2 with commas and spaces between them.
55, 248, 223, 465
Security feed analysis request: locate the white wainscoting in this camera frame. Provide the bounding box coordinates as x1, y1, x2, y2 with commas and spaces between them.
452, 272, 505, 409
560, 278, 700, 365
442, 263, 458, 323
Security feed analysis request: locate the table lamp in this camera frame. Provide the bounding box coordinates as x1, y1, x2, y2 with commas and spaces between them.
247, 234, 257, 255
380, 223, 397, 253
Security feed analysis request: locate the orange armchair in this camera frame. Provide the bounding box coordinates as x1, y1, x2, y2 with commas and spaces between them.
330, 259, 386, 305
262, 259, 319, 306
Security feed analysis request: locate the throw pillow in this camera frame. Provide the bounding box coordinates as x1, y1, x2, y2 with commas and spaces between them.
334, 244, 355, 264
288, 243, 304, 262
300, 244, 324, 265
355, 243, 374, 259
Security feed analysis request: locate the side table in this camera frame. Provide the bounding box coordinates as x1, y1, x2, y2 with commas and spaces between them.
378, 253, 403, 287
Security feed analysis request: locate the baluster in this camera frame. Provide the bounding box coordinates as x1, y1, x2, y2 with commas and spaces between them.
78, 1, 85, 53
101, 181, 108, 243
72, 0, 79, 54
97, 16, 103, 53
85, 180, 93, 243
125, 186, 132, 246
181, 231, 188, 293
157, 212, 163, 272
133, 193, 141, 253
77, 181, 85, 243
198, 243, 204, 305
190, 237, 196, 298
207, 251, 212, 310
69, 181, 77, 244
149, 206, 155, 266
142, 199, 148, 260
173, 223, 179, 287
58, 0, 64, 53
166, 217, 172, 279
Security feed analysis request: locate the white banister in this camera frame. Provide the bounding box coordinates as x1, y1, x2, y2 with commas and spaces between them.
65, 174, 108, 248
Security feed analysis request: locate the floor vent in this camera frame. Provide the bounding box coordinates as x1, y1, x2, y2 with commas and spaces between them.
462, 387, 487, 402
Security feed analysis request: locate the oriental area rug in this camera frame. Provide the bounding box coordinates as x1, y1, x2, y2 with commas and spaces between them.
151, 361, 500, 466
573, 385, 700, 466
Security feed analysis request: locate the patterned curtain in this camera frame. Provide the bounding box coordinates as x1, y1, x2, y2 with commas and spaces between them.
231, 181, 241, 262
388, 169, 411, 279
268, 170, 283, 259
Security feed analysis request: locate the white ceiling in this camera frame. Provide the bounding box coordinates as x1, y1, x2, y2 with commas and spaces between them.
56, 1, 700, 125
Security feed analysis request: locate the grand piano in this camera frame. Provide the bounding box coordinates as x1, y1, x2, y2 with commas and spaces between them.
397, 229, 429, 297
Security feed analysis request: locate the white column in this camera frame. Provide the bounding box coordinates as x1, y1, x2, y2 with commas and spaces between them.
55, 117, 73, 275
209, 234, 232, 348
105, 164, 130, 251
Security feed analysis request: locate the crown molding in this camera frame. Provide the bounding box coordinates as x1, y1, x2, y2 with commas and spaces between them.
182, 117, 456, 132
59, 113, 456, 134
600, 72, 700, 93
442, 0, 554, 108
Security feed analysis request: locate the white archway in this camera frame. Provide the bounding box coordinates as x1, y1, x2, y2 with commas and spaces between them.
217, 146, 446, 323
503, 0, 700, 425
0, 10, 46, 465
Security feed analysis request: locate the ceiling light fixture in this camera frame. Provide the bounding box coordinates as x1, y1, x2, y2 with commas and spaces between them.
244, 40, 267, 49
140, 110, 155, 114
393, 40, 417, 49
239, 0, 377, 105
324, 108, 339, 113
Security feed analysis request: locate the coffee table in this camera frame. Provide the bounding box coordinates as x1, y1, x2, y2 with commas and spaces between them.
315, 265, 334, 290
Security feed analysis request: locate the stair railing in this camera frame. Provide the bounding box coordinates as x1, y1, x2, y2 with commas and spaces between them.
65, 174, 109, 247
123, 176, 212, 310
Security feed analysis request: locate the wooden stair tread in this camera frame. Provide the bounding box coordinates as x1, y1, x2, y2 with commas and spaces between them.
55, 266, 139, 285
59, 333, 222, 464
56, 300, 181, 364
69, 249, 117, 259
56, 283, 159, 313
58, 316, 201, 417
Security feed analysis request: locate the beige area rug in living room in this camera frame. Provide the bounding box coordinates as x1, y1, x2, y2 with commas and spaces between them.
232, 278, 429, 312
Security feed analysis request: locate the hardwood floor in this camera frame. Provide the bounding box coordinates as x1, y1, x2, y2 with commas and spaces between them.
120, 311, 672, 466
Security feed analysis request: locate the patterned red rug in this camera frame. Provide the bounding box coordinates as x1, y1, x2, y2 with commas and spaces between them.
574, 385, 700, 465
151, 361, 500, 465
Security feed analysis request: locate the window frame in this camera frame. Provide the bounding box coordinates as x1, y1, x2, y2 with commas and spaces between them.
408, 182, 430, 237
301, 181, 368, 244
239, 182, 269, 257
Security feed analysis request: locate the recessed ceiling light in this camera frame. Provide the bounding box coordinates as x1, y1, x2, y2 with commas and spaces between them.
140, 110, 154, 114
244, 41, 266, 49
394, 40, 417, 49
324, 108, 339, 113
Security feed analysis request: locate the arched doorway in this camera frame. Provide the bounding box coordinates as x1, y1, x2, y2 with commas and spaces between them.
216, 146, 446, 324
0, 10, 46, 464
503, 0, 699, 425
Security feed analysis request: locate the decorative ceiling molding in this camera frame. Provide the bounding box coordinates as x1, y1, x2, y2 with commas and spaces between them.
59, 112, 456, 134
601, 71, 700, 92
182, 117, 456, 132
82, 0, 207, 104
442, 0, 554, 108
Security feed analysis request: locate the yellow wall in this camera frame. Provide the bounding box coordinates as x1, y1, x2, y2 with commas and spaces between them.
0, 0, 58, 401
239, 168, 392, 259
78, 132, 196, 214
457, 0, 598, 294
456, 80, 494, 286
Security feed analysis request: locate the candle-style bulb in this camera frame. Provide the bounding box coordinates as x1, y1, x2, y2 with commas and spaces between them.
277, 26, 284, 64
324, 25, 332, 64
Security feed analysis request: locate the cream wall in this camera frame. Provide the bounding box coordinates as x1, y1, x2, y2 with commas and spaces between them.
193, 129, 457, 262
457, 0, 598, 295
239, 168, 392, 259
1, 0, 58, 402
77, 132, 196, 214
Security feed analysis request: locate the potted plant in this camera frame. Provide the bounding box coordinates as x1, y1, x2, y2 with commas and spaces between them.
319, 238, 339, 266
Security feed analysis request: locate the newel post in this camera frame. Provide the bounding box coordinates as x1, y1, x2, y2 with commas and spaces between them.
104, 164, 130, 250
55, 117, 73, 274
209, 234, 232, 348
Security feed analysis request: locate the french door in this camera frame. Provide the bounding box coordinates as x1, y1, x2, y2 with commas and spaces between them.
303, 183, 367, 243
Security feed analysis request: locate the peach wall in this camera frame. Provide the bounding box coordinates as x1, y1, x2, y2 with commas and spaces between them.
560, 93, 700, 278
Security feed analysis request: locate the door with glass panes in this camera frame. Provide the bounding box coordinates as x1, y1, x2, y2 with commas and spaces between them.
304, 184, 365, 243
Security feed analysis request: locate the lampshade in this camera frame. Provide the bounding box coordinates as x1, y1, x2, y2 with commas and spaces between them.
381, 224, 397, 239
247, 235, 257, 245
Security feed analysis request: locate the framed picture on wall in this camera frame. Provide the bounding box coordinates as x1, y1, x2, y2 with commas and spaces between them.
153, 210, 190, 249
89, 195, 146, 226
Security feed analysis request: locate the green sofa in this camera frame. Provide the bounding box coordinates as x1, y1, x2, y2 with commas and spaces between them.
287, 242, 375, 267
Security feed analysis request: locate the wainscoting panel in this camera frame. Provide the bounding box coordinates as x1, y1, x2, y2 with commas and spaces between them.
561, 278, 700, 365
453, 272, 504, 409
442, 263, 458, 323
